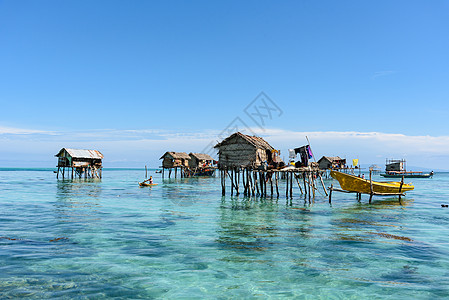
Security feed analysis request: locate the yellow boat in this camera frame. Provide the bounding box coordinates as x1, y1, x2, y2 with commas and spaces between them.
330, 171, 414, 194
138, 182, 158, 187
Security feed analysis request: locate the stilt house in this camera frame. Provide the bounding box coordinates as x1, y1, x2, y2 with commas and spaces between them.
160, 152, 190, 168
317, 156, 346, 170
214, 132, 281, 169
55, 148, 103, 178
188, 153, 215, 169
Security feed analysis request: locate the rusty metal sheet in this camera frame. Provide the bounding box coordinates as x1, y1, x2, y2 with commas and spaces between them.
64, 148, 104, 159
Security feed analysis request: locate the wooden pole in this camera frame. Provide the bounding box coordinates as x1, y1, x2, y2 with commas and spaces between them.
295, 174, 303, 194
270, 172, 273, 197
234, 169, 238, 195
247, 169, 251, 196
318, 172, 328, 196
398, 176, 404, 201
221, 170, 225, 196
289, 171, 293, 198
249, 169, 255, 196
311, 173, 316, 198
303, 172, 307, 195
307, 172, 311, 197
285, 172, 289, 198
329, 184, 333, 203
369, 170, 373, 203
275, 172, 279, 198
230, 170, 234, 196
145, 165, 147, 179
254, 171, 259, 196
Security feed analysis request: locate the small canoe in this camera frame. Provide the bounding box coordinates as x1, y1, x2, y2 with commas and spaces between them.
330, 171, 414, 194
138, 182, 158, 187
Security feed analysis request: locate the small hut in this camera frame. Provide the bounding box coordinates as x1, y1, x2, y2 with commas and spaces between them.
55, 148, 103, 179
159, 151, 190, 178
214, 132, 280, 169
188, 153, 215, 169
318, 156, 346, 170
185, 153, 216, 177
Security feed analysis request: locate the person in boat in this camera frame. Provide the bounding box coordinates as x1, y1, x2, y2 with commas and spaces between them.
143, 176, 153, 184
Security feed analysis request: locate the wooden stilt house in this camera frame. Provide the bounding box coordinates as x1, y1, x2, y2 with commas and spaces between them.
214, 132, 281, 169
317, 156, 346, 170
159, 151, 190, 178
186, 153, 216, 176
55, 148, 103, 179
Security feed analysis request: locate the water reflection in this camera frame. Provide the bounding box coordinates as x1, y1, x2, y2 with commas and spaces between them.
161, 177, 216, 206
54, 179, 103, 234
331, 197, 414, 243
216, 198, 280, 253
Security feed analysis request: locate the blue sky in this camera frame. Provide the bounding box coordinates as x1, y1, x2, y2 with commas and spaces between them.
1, 1, 449, 169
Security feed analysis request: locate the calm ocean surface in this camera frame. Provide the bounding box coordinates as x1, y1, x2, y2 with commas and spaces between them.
1, 168, 448, 299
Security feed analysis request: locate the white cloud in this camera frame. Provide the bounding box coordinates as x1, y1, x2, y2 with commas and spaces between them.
0, 126, 55, 135
1, 127, 448, 169
371, 70, 397, 79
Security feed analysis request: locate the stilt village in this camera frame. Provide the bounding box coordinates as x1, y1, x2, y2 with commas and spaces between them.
55, 131, 423, 203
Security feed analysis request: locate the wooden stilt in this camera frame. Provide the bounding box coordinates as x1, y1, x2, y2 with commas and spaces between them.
329, 184, 333, 203
311, 173, 315, 198
246, 169, 251, 196
275, 172, 279, 198
398, 176, 404, 202
254, 171, 259, 196
318, 172, 328, 196
289, 171, 293, 198
369, 170, 373, 203
235, 168, 240, 196
230, 170, 234, 196
303, 172, 307, 195
295, 174, 303, 194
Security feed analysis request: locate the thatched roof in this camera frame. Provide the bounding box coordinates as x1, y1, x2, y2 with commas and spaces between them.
318, 156, 344, 163
214, 132, 274, 150
55, 148, 104, 159
189, 153, 214, 161
159, 151, 190, 160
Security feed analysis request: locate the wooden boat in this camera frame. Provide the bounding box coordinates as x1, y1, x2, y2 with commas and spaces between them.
330, 171, 414, 194
380, 171, 433, 178
138, 182, 158, 187
184, 168, 216, 177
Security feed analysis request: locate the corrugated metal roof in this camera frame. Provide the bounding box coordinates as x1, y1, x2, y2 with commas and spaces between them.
55, 148, 104, 159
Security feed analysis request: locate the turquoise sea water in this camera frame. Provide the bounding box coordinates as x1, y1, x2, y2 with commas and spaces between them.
1, 168, 448, 299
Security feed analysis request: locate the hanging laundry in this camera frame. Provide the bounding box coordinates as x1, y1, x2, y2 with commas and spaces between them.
306, 145, 313, 159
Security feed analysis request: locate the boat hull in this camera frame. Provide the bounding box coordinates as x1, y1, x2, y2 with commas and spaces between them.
380, 173, 432, 178
330, 171, 414, 194
139, 182, 158, 187
185, 169, 216, 177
